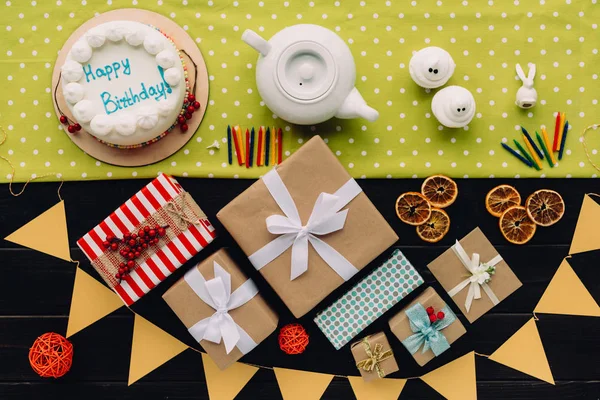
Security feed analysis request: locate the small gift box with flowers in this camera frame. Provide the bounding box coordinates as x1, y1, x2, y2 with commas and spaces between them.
389, 287, 466, 366
77, 174, 216, 306
427, 227, 522, 323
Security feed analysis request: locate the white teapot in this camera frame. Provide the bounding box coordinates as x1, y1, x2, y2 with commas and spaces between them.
242, 25, 379, 125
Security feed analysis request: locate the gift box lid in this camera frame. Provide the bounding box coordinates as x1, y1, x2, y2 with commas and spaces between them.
217, 136, 398, 317
77, 174, 216, 306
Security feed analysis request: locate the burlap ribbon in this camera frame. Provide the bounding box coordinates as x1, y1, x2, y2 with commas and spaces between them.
355, 337, 394, 378
92, 191, 206, 288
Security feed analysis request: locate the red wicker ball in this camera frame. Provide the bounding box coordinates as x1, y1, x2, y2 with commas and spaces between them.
29, 332, 74, 378
278, 323, 309, 355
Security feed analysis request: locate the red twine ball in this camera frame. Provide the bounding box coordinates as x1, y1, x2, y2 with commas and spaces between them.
278, 323, 309, 355
29, 332, 73, 378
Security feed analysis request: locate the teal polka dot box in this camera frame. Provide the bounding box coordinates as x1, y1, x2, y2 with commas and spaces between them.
314, 249, 424, 350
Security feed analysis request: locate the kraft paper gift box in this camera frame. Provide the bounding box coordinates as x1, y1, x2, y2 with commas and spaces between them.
314, 249, 424, 350
351, 332, 399, 382
427, 227, 522, 324
217, 135, 398, 318
77, 173, 216, 306
162, 249, 278, 370
389, 287, 466, 366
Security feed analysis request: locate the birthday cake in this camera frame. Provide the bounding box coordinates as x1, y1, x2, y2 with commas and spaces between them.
60, 21, 193, 148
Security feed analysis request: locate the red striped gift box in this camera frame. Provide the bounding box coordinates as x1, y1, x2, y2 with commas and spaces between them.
77, 174, 216, 306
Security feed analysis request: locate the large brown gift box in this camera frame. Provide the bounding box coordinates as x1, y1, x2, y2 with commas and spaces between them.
427, 227, 522, 323
217, 135, 398, 318
162, 249, 278, 370
389, 287, 466, 366
350, 331, 399, 382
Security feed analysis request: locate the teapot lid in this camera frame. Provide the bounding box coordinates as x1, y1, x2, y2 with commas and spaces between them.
276, 41, 336, 101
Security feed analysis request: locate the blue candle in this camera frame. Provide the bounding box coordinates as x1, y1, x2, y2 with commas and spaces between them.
501, 143, 533, 168
521, 126, 544, 160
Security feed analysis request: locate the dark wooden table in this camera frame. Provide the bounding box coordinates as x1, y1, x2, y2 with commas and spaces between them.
0, 177, 598, 400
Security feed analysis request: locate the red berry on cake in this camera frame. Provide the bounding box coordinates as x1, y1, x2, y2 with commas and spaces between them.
193, 101, 200, 110
74, 123, 82, 131
185, 112, 193, 120
180, 123, 189, 132
59, 115, 68, 124
188, 94, 196, 103
187, 105, 195, 114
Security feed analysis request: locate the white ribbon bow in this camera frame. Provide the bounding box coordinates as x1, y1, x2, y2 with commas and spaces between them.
447, 240, 503, 313
185, 261, 258, 355
248, 168, 363, 281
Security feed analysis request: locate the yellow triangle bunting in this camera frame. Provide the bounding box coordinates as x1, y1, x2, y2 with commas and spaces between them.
348, 376, 407, 400
4, 201, 71, 261
66, 268, 123, 337
128, 314, 188, 385
569, 194, 600, 254
421, 352, 477, 400
274, 367, 334, 400
489, 318, 555, 385
201, 353, 258, 400
535, 259, 600, 317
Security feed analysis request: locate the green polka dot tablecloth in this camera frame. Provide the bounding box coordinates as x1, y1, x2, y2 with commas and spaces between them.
1, 0, 599, 182
314, 249, 424, 350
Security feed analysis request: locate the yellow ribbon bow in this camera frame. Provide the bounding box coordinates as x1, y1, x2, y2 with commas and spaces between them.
355, 338, 394, 378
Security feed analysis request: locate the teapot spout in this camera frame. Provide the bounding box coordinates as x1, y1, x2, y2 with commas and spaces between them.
335, 88, 379, 122
242, 29, 271, 57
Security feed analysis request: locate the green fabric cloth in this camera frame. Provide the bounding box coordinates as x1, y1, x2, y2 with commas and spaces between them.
1, 0, 599, 182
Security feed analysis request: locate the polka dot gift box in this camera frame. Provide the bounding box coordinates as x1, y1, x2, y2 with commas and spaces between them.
314, 249, 424, 350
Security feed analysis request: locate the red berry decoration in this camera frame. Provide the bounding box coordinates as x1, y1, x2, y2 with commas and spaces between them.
278, 323, 309, 355
185, 111, 193, 120
115, 272, 121, 279
437, 311, 445, 320
193, 101, 200, 110
149, 229, 156, 237
144, 226, 150, 232
131, 233, 137, 240
128, 239, 136, 247
134, 251, 141, 258
180, 123, 189, 132
74, 123, 82, 131
67, 125, 76, 133
138, 229, 145, 237
59, 115, 68, 124
142, 243, 148, 249
177, 115, 186, 124
188, 94, 196, 103
103, 240, 110, 248
128, 252, 134, 259
187, 105, 195, 113
426, 306, 435, 315
106, 235, 115, 242
127, 260, 135, 269
110, 242, 118, 251
429, 314, 437, 323
158, 227, 166, 237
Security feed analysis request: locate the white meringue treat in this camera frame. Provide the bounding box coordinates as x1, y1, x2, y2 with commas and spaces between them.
431, 85, 476, 128
409, 46, 456, 89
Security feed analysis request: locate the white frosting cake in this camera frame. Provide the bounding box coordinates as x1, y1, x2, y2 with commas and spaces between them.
61, 21, 186, 148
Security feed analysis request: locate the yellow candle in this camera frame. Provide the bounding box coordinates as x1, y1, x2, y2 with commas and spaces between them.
523, 134, 543, 169
541, 127, 557, 166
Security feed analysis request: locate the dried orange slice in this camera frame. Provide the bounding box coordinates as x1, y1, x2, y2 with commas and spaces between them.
416, 208, 450, 243
395, 192, 432, 226
499, 206, 537, 245
525, 189, 565, 227
421, 175, 459, 208
485, 185, 522, 218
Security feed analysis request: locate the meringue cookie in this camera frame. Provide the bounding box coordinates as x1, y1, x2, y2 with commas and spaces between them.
157, 99, 175, 117
163, 67, 181, 86
136, 107, 159, 130
70, 40, 93, 63
63, 82, 85, 104
90, 114, 113, 136
409, 46, 456, 89
86, 27, 106, 48
73, 100, 95, 123
114, 115, 137, 136
143, 35, 164, 55
105, 24, 126, 42
431, 85, 476, 128
125, 29, 145, 46
61, 60, 84, 82
156, 50, 176, 69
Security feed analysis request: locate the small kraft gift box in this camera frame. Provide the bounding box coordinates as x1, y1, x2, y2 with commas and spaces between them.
163, 249, 278, 370
314, 249, 424, 350
389, 287, 466, 366
217, 135, 398, 318
77, 173, 216, 306
427, 227, 522, 323
351, 332, 399, 382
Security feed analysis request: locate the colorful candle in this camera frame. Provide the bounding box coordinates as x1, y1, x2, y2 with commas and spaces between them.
556, 112, 566, 153
536, 132, 553, 168
232, 125, 243, 166
265, 127, 271, 167
277, 128, 283, 164
249, 127, 255, 167
552, 112, 561, 152
501, 143, 533, 168
513, 139, 538, 170
245, 128, 250, 169
227, 125, 233, 165
541, 127, 557, 166
558, 121, 569, 160
271, 126, 277, 166
521, 126, 544, 160
522, 134, 543, 169
236, 125, 245, 165
257, 126, 264, 166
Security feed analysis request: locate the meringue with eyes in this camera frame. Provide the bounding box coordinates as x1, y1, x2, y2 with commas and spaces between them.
409, 46, 456, 89
431, 85, 476, 128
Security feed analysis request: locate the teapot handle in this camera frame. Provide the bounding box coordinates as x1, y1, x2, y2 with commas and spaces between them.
242, 29, 271, 57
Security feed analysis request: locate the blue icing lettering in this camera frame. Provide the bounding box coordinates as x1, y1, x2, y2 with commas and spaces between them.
83, 64, 95, 83
157, 66, 173, 94
81, 58, 131, 82
101, 92, 119, 115
99, 81, 173, 115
